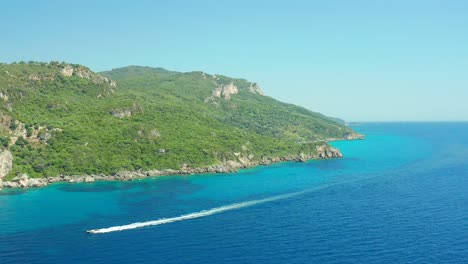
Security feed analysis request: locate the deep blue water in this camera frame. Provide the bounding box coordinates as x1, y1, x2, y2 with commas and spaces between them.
1, 123, 467, 263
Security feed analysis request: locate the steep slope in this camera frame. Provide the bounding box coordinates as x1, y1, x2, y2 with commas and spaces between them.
0, 62, 362, 182
102, 66, 356, 142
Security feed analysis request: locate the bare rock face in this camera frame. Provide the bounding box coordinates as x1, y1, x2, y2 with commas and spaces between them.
2, 181, 18, 188
111, 109, 133, 118
316, 144, 343, 159
0, 91, 9, 101
249, 83, 264, 95
60, 65, 116, 88
18, 174, 30, 187
238, 157, 251, 166
0, 149, 13, 179
26, 177, 48, 188
212, 87, 222, 98
110, 102, 144, 118
209, 82, 239, 101
205, 80, 264, 104
84, 176, 95, 183
221, 83, 239, 100
61, 65, 74, 77
6, 173, 48, 188
344, 132, 365, 140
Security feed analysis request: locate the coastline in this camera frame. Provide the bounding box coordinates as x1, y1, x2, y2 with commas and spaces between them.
0, 141, 355, 190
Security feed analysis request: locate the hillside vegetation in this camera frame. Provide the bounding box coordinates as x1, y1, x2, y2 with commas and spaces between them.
0, 61, 360, 179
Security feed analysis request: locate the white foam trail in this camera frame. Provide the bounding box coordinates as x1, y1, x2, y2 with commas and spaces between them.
87, 189, 312, 234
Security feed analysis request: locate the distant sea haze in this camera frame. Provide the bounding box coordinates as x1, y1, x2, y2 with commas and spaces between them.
1, 122, 467, 263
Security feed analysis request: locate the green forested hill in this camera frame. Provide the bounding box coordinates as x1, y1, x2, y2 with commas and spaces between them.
0, 62, 359, 179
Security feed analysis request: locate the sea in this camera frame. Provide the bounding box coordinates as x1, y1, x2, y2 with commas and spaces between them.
0, 123, 467, 263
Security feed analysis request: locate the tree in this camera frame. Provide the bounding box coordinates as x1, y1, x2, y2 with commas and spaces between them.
9, 119, 17, 130
33, 157, 47, 172
15, 137, 28, 147
26, 127, 34, 137
0, 137, 9, 148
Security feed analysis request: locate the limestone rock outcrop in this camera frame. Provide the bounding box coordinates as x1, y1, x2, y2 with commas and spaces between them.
110, 102, 144, 118
316, 144, 343, 159
249, 83, 264, 95
210, 82, 239, 100
344, 132, 365, 140
0, 149, 13, 179
60, 65, 116, 88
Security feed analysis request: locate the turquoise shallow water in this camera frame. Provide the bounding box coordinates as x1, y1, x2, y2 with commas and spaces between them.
0, 123, 467, 263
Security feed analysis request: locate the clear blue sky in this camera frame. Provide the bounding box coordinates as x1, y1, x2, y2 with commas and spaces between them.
2, 0, 467, 121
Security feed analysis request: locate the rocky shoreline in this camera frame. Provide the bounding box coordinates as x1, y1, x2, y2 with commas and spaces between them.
0, 144, 344, 190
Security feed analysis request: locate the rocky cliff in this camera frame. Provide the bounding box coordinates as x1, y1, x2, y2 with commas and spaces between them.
0, 149, 13, 189
0, 149, 12, 179
344, 132, 365, 140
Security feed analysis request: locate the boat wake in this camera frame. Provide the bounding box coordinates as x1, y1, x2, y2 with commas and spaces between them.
86, 188, 316, 234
